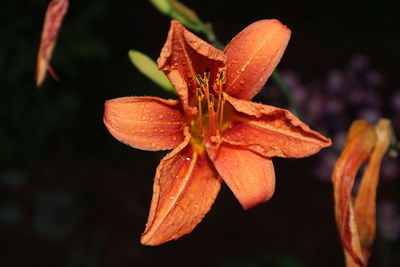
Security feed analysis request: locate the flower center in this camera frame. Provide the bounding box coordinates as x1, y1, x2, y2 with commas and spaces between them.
190, 69, 226, 147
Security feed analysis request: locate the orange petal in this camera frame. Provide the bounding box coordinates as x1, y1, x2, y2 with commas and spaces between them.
332, 120, 377, 267
224, 19, 291, 100
222, 94, 331, 158
36, 0, 69, 87
354, 119, 392, 261
207, 143, 275, 210
103, 96, 185, 151
158, 20, 226, 110
141, 131, 221, 245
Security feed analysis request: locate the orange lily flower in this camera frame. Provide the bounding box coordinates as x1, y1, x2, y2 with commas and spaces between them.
104, 19, 332, 245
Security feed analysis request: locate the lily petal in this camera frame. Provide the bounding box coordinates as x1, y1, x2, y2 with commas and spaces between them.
141, 129, 221, 245
36, 0, 69, 87
207, 143, 275, 210
221, 94, 331, 158
332, 120, 377, 267
224, 19, 291, 100
104, 96, 185, 151
158, 20, 226, 109
354, 119, 392, 261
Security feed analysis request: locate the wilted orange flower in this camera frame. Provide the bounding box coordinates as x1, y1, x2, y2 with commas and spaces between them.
332, 119, 392, 267
36, 0, 69, 87
104, 19, 331, 245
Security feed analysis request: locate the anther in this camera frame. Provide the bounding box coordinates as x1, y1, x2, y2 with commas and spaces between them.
218, 71, 224, 81
195, 74, 205, 86
196, 87, 203, 97
205, 68, 210, 79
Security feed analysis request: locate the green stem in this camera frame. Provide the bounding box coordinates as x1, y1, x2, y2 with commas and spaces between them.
271, 71, 302, 118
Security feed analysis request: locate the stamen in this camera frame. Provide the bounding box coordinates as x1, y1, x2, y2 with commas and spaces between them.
208, 94, 216, 135
204, 68, 210, 80
196, 88, 203, 136
215, 71, 225, 132
195, 74, 205, 87
218, 93, 225, 132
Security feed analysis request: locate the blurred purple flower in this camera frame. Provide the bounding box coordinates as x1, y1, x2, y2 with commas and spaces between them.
313, 151, 337, 182
347, 53, 370, 73
381, 157, 400, 181
378, 200, 400, 242
347, 88, 366, 105
357, 108, 381, 124
391, 90, 400, 112
365, 70, 384, 87
327, 69, 344, 94
275, 53, 397, 182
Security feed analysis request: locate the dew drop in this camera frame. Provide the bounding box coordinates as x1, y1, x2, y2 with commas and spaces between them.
239, 80, 245, 85
159, 128, 165, 133
141, 115, 147, 120
171, 135, 177, 141
240, 67, 246, 72
170, 196, 175, 199
185, 157, 191, 161
232, 59, 238, 64
158, 114, 164, 119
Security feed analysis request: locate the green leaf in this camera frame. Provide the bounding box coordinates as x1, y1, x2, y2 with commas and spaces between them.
128, 50, 175, 93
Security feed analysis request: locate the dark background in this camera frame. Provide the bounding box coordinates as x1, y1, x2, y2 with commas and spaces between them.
1, 0, 399, 266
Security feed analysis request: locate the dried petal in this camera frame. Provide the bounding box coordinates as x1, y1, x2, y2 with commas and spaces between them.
36, 0, 69, 87
222, 94, 331, 158
354, 119, 392, 261
141, 131, 221, 245
104, 96, 185, 151
224, 19, 291, 100
158, 20, 226, 110
207, 143, 275, 210
332, 120, 377, 267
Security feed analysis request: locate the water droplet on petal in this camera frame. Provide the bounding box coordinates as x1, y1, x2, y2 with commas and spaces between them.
239, 80, 245, 85
240, 67, 246, 72
141, 115, 147, 120
159, 129, 165, 133
171, 135, 177, 141
158, 114, 164, 119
